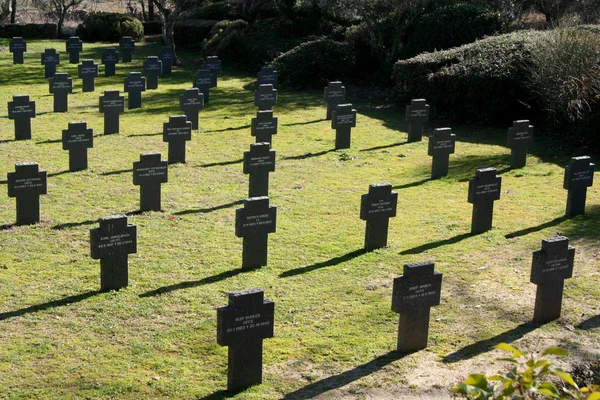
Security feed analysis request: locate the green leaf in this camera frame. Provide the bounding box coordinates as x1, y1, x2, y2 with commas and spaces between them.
496, 358, 519, 364
542, 347, 569, 356
495, 343, 525, 357
586, 392, 600, 400
552, 369, 578, 388
465, 374, 489, 390
537, 382, 560, 397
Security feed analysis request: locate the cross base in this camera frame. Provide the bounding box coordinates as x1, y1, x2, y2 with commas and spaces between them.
168, 141, 187, 164
100, 255, 129, 291
431, 155, 449, 179
242, 234, 268, 269
68, 150, 88, 172
397, 309, 430, 352
45, 65, 56, 78
510, 146, 528, 169
16, 196, 40, 225
82, 78, 95, 92
249, 173, 269, 198
140, 183, 162, 211
407, 122, 424, 142
105, 64, 116, 77
147, 76, 159, 90
54, 94, 68, 113
254, 134, 273, 144
335, 127, 351, 150
364, 218, 389, 251
533, 280, 564, 323
14, 118, 32, 141
184, 111, 199, 130
471, 201, 494, 234
227, 339, 263, 391
13, 53, 24, 64
566, 188, 587, 218
128, 93, 142, 109
104, 113, 120, 134
122, 53, 133, 63
69, 53, 80, 64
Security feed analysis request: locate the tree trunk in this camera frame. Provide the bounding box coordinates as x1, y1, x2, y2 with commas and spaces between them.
10, 0, 15, 23
148, 0, 154, 21
139, 0, 147, 21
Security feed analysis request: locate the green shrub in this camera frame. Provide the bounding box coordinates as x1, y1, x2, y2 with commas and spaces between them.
272, 38, 356, 88
192, 1, 241, 21
174, 19, 218, 48
77, 12, 144, 42
201, 19, 248, 55
0, 23, 57, 39
142, 21, 162, 35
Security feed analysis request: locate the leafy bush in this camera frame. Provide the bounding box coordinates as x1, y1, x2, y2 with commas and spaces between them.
142, 21, 162, 35
174, 19, 218, 48
192, 1, 241, 21
77, 12, 144, 42
201, 19, 248, 56
272, 38, 356, 88
0, 23, 57, 39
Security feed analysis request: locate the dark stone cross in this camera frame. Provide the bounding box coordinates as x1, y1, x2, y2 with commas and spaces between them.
563, 156, 595, 218
193, 69, 213, 104
251, 110, 278, 144
204, 55, 221, 87
124, 72, 146, 109
78, 59, 99, 92
41, 48, 60, 78
530, 236, 575, 323
143, 56, 162, 90
163, 115, 192, 164
254, 84, 277, 111
90, 215, 137, 292
99, 90, 125, 134
323, 81, 346, 120
217, 288, 274, 391
62, 121, 93, 172
179, 88, 204, 130
467, 168, 502, 234
331, 103, 357, 150
65, 36, 83, 64
49, 72, 73, 113
507, 120, 534, 169
405, 99, 430, 142
9, 37, 26, 64
360, 183, 398, 251
244, 143, 276, 198
158, 46, 175, 74
119, 36, 135, 63
428, 127, 456, 179
101, 48, 119, 77
7, 162, 47, 225
133, 152, 168, 211
392, 261, 442, 352
8, 95, 36, 140
235, 196, 277, 269
257, 66, 277, 87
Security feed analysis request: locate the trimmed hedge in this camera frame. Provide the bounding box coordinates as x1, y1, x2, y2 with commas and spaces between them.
192, 1, 241, 21
0, 23, 57, 39
273, 38, 356, 88
77, 12, 144, 42
174, 19, 218, 48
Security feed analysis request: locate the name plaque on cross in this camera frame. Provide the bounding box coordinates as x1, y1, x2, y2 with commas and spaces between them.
235, 197, 277, 269
62, 121, 93, 171
66, 36, 83, 64
99, 90, 125, 134
49, 72, 73, 113
251, 110, 278, 144
244, 142, 276, 198
194, 69, 213, 104
507, 120, 534, 169
204, 56, 221, 87
101, 48, 119, 77
324, 81, 346, 120
143, 56, 162, 90
158, 46, 175, 74
257, 66, 277, 87
124, 72, 146, 109
563, 156, 595, 218
467, 168, 502, 234
179, 88, 204, 130
133, 152, 169, 211
119, 36, 135, 63
41, 48, 60, 78
405, 99, 430, 142
78, 59, 99, 92
360, 183, 398, 251
428, 127, 456, 179
163, 115, 192, 164
331, 103, 357, 150
7, 162, 47, 225
9, 37, 26, 64
254, 84, 277, 111
8, 94, 36, 140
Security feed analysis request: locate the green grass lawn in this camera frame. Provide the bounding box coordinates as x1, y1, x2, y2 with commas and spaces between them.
0, 38, 598, 399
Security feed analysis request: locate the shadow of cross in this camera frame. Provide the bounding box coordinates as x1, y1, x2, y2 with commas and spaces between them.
90, 215, 137, 292
179, 88, 204, 130
428, 127, 456, 179
360, 183, 398, 251
323, 81, 345, 120
65, 36, 82, 64
254, 84, 277, 111
49, 72, 73, 113
7, 162, 47, 226
507, 120, 534, 169
251, 110, 277, 145
8, 95, 36, 140
392, 261, 443, 352
9, 37, 26, 64
331, 103, 357, 150
143, 56, 162, 90
243, 143, 276, 198
78, 59, 99, 92
119, 36, 135, 63
564, 156, 595, 218
62, 121, 93, 172
163, 115, 192, 164
41, 48, 60, 78
99, 90, 125, 135
257, 66, 277, 87
235, 197, 277, 269
133, 152, 168, 212
530, 236, 575, 323
467, 168, 502, 235
405, 98, 429, 143
217, 288, 274, 392
101, 48, 119, 77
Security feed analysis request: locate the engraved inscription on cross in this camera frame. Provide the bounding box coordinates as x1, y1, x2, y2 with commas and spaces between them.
251, 110, 278, 144
99, 90, 125, 134
78, 59, 99, 92
49, 72, 73, 113
323, 81, 345, 120
119, 36, 135, 63
507, 120, 533, 169
124, 72, 146, 109
428, 127, 456, 179
217, 288, 274, 391
563, 156, 595, 218
204, 55, 221, 87
163, 115, 192, 164
257, 66, 277, 87
467, 168, 502, 234
254, 84, 277, 111
405, 98, 430, 142
65, 36, 83, 64
62, 121, 93, 172
392, 261, 442, 352
133, 152, 168, 212
90, 215, 137, 291
158, 46, 175, 74
41, 48, 60, 78
8, 95, 36, 140
235, 197, 277, 269
331, 103, 357, 150
179, 88, 204, 130
7, 162, 47, 225
360, 183, 398, 251
244, 142, 276, 198
143, 56, 162, 90
194, 69, 213, 104
9, 37, 26, 64
530, 236, 575, 323
101, 48, 119, 77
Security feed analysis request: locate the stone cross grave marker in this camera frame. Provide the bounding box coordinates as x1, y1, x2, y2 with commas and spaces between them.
119, 36, 135, 63
244, 143, 276, 198
467, 168, 502, 234
360, 183, 398, 251
101, 48, 119, 77
124, 72, 146, 109
405, 99, 430, 143
78, 59, 99, 92
324, 81, 345, 120
158, 46, 175, 74
194, 69, 213, 104
62, 121, 93, 171
179, 88, 204, 130
49, 72, 73, 113
331, 103, 357, 150
254, 84, 277, 111
133, 152, 168, 211
65, 36, 83, 64
9, 37, 26, 64
530, 236, 575, 323
507, 120, 534, 169
217, 288, 274, 391
428, 127, 456, 179
41, 48, 60, 78
143, 56, 162, 90
257, 66, 277, 87
251, 110, 278, 144
204, 55, 221, 87
392, 261, 442, 352
99, 90, 125, 134
90, 215, 137, 291
563, 156, 595, 218
7, 162, 47, 225
8, 95, 36, 140
163, 115, 192, 164
235, 197, 276, 269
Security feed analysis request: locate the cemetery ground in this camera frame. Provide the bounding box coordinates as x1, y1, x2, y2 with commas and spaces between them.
0, 38, 599, 399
